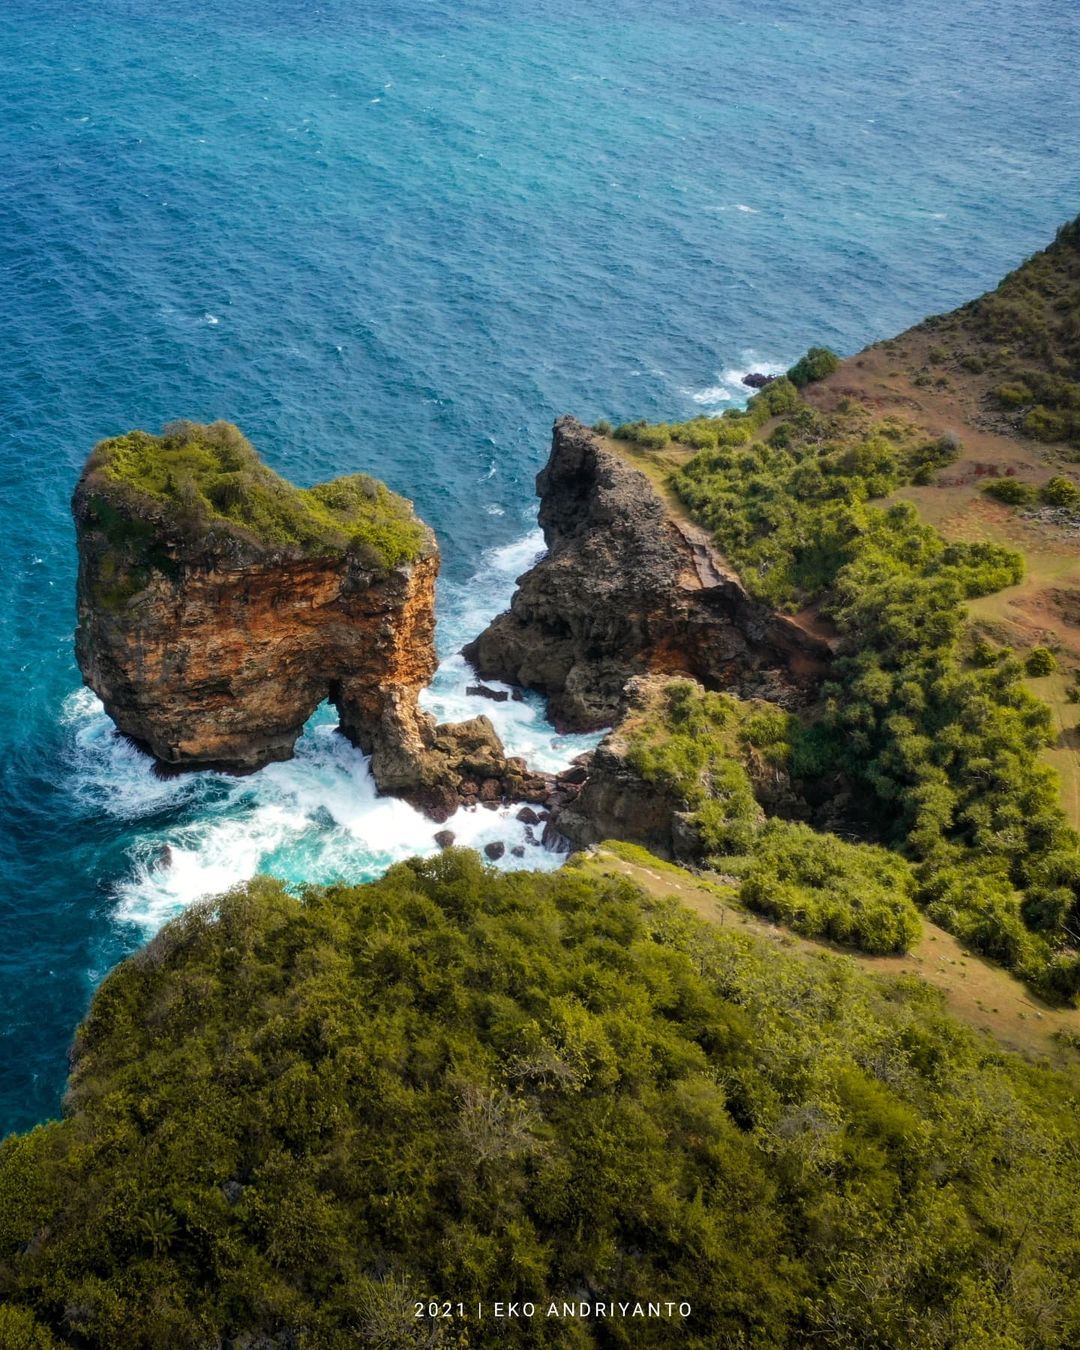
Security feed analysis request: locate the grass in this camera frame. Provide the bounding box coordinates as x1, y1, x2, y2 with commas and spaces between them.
580, 844, 1080, 1065
86, 420, 429, 569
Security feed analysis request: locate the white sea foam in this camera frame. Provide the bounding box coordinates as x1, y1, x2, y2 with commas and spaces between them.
65, 529, 600, 935
685, 350, 788, 410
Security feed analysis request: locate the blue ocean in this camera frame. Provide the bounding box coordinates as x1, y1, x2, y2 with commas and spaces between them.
1, 0, 1078, 1135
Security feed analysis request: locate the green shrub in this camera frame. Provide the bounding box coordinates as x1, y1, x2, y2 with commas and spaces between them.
756, 376, 801, 416
625, 681, 769, 857
1025, 646, 1058, 676
787, 346, 841, 388
1042, 475, 1080, 507
995, 382, 1032, 408
982, 477, 1037, 505
741, 820, 922, 953
1024, 406, 1069, 442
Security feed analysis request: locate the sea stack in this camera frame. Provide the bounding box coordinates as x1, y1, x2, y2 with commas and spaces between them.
72, 420, 545, 817
73, 419, 438, 777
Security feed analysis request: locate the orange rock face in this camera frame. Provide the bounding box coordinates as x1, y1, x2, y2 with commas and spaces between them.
71, 439, 558, 822
73, 473, 440, 778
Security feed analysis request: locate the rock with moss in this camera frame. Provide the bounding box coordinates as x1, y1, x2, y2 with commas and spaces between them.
72, 422, 520, 819
74, 421, 439, 777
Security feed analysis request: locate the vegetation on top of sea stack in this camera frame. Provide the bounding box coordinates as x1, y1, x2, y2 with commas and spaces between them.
83, 420, 430, 568
3, 851, 1080, 1348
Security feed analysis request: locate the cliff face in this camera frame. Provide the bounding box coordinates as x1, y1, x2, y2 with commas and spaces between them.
73, 422, 547, 818
463, 417, 831, 730
75, 520, 439, 774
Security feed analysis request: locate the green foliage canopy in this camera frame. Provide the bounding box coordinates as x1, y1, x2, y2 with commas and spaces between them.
3, 856, 1080, 1348
87, 421, 428, 568
660, 393, 1080, 994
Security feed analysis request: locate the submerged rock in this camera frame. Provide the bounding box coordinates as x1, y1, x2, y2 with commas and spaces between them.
466, 683, 509, 702
462, 417, 830, 730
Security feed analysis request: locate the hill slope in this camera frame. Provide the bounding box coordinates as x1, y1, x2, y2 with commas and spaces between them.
3, 854, 1080, 1349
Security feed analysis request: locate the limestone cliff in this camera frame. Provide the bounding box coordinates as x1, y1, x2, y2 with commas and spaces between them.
463, 416, 831, 730
73, 421, 546, 818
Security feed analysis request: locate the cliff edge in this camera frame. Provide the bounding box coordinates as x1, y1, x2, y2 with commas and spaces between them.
463, 416, 831, 730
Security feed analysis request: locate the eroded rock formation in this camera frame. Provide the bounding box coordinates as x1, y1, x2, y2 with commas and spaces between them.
72, 421, 545, 819
463, 417, 832, 730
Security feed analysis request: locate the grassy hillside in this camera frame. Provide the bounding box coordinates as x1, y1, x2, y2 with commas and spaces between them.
4, 853, 1080, 1348
597, 218, 1080, 1003
921, 215, 1080, 448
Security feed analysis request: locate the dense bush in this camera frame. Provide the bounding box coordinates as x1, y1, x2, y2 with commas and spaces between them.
1026, 646, 1058, 676
740, 820, 921, 953
787, 346, 841, 388
1042, 475, 1080, 507
623, 682, 922, 953
983, 477, 1038, 505
3, 856, 1080, 1348
87, 422, 428, 567
625, 682, 766, 857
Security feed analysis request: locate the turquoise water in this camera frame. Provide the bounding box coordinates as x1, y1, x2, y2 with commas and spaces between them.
1, 0, 1078, 1134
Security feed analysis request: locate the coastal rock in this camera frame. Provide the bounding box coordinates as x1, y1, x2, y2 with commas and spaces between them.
553, 674, 843, 859
483, 840, 506, 861
552, 679, 692, 857
72, 421, 538, 819
466, 683, 509, 702
742, 372, 778, 389
462, 417, 831, 730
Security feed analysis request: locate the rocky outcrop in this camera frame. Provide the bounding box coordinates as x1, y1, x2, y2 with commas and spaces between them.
463, 417, 831, 730
550, 677, 704, 859
552, 674, 844, 862
72, 421, 546, 819
368, 707, 552, 821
